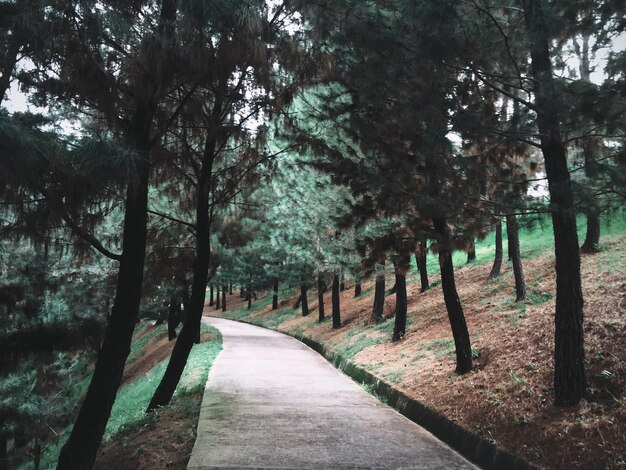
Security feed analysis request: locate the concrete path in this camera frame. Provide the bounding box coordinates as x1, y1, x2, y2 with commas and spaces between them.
188, 317, 477, 470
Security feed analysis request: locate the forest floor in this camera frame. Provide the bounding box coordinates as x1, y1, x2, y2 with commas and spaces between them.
213, 221, 626, 470
19, 320, 221, 470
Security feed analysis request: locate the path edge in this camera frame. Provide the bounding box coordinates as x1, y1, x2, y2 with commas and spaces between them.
212, 315, 535, 470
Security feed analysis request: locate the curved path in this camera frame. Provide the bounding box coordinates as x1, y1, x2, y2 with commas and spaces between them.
188, 316, 476, 470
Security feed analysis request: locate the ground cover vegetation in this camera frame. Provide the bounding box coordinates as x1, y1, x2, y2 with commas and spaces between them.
0, 0, 624, 468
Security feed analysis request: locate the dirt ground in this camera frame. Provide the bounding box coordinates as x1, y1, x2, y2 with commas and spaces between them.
218, 236, 626, 470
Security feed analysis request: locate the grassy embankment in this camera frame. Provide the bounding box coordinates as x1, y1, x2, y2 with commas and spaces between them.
18, 321, 221, 470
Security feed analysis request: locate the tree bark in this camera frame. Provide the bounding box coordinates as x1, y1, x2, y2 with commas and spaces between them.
506, 214, 526, 301
146, 81, 219, 412
580, 144, 601, 253
57, 118, 153, 469
466, 239, 476, 263
215, 288, 220, 310
416, 237, 429, 292
272, 280, 278, 310
332, 273, 341, 329
221, 285, 226, 312
392, 267, 407, 341
208, 285, 214, 306
229, 283, 233, 295
317, 274, 325, 321
489, 219, 503, 279
167, 294, 180, 341
300, 279, 309, 317
372, 272, 385, 323
433, 217, 472, 374
339, 273, 345, 291
354, 281, 362, 297
522, 0, 586, 406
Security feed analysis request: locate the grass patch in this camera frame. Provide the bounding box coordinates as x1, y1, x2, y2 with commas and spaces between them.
28, 324, 222, 469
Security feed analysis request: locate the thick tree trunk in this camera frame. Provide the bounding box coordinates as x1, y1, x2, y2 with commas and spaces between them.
332, 274, 341, 329
416, 238, 429, 292
581, 206, 600, 253
489, 220, 503, 279
221, 285, 226, 312
354, 281, 362, 297
392, 267, 407, 341
208, 285, 214, 306
272, 280, 278, 310
372, 273, 385, 323
523, 0, 586, 406
433, 218, 472, 375
301, 280, 309, 317
466, 239, 476, 263
57, 128, 152, 469
506, 214, 526, 301
317, 274, 325, 322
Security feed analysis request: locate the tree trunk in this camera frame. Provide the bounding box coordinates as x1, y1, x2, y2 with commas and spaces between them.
339, 273, 345, 291
272, 280, 278, 310
146, 86, 218, 412
392, 267, 407, 341
466, 239, 476, 263
229, 283, 233, 295
57, 122, 153, 469
208, 285, 214, 306
167, 294, 179, 341
522, 0, 586, 406
372, 273, 385, 323
221, 285, 226, 312
215, 289, 220, 310
301, 280, 309, 317
332, 273, 341, 329
317, 274, 325, 321
506, 214, 526, 301
489, 219, 503, 279
416, 237, 429, 292
354, 281, 362, 297
433, 217, 472, 375
293, 293, 303, 310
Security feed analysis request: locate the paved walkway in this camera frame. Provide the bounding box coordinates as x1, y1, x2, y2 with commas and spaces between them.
188, 317, 476, 470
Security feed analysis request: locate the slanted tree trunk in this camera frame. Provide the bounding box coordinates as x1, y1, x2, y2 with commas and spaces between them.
293, 293, 303, 310
416, 237, 429, 292
466, 239, 476, 263
332, 273, 341, 329
272, 280, 279, 310
372, 272, 385, 323
146, 83, 219, 413
300, 279, 309, 317
433, 217, 472, 375
523, 0, 586, 406
57, 121, 153, 469
221, 285, 226, 312
354, 281, 362, 297
506, 214, 526, 301
317, 274, 325, 322
208, 285, 214, 306
489, 219, 503, 279
392, 265, 407, 341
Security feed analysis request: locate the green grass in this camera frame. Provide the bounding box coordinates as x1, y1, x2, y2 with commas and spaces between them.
25, 323, 222, 470
334, 331, 387, 359
411, 213, 626, 281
